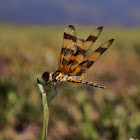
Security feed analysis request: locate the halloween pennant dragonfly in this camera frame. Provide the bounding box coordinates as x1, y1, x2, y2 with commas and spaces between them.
37, 25, 114, 102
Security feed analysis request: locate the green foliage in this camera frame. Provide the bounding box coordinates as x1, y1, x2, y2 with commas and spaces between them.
0, 24, 140, 140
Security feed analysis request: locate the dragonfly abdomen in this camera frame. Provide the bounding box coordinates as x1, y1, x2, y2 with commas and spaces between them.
68, 79, 105, 89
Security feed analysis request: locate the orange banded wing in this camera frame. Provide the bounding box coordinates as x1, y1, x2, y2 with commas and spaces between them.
58, 25, 77, 70
68, 39, 114, 77
83, 26, 103, 50
61, 26, 103, 73
63, 38, 86, 72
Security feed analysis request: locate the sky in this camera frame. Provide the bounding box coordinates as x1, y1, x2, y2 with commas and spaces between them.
0, 0, 140, 26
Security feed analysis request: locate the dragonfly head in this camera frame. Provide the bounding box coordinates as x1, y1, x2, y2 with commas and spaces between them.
42, 71, 52, 82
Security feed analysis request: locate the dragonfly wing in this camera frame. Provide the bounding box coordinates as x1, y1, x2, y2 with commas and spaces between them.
68, 39, 114, 77
61, 26, 103, 73
58, 25, 77, 70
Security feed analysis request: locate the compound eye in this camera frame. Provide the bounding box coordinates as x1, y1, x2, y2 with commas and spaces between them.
42, 71, 50, 82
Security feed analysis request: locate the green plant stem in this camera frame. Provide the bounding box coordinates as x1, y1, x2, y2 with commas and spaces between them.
37, 78, 49, 140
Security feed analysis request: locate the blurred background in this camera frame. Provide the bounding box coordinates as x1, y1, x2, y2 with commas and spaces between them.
0, 0, 140, 140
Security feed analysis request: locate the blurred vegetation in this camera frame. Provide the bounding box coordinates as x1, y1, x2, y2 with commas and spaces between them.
0, 24, 140, 140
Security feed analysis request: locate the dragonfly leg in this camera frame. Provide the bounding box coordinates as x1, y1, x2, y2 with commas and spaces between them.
47, 83, 57, 103
46, 83, 53, 92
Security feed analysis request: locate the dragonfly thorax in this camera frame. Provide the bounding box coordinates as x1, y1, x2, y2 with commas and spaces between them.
52, 71, 68, 82
42, 71, 52, 82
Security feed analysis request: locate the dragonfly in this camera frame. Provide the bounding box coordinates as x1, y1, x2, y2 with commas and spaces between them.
37, 25, 114, 102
